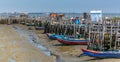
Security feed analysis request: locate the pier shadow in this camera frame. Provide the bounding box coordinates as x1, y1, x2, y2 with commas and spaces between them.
83, 57, 120, 62
84, 58, 104, 61
77, 53, 87, 57
53, 44, 69, 46
53, 44, 87, 46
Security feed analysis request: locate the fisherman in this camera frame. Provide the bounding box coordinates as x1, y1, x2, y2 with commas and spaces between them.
75, 17, 80, 29
75, 18, 80, 25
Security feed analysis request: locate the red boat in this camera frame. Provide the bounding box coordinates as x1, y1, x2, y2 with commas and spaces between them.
57, 38, 89, 45
81, 48, 100, 53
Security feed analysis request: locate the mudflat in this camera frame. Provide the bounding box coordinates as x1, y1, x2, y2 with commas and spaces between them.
0, 24, 54, 62
16, 24, 120, 62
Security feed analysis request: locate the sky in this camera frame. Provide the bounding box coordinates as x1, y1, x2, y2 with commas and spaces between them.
0, 0, 119, 13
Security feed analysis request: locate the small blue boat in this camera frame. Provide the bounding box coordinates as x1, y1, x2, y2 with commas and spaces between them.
46, 33, 64, 40
82, 49, 120, 58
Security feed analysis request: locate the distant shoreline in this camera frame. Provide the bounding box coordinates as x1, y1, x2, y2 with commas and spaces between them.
0, 12, 120, 17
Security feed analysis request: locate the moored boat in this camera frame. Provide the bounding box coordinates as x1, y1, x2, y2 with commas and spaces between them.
46, 33, 64, 40
35, 27, 44, 30
81, 48, 120, 58
26, 23, 34, 26
80, 18, 120, 58
57, 38, 89, 45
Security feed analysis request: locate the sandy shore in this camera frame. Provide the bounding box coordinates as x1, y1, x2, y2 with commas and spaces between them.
15, 24, 120, 62
0, 24, 54, 62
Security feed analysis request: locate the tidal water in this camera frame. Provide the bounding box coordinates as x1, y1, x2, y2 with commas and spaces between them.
12, 26, 51, 56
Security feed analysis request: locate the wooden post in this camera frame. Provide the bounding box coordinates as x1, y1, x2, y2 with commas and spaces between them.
110, 20, 112, 50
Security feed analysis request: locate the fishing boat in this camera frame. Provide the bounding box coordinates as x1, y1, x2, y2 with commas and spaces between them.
57, 37, 89, 45
35, 26, 44, 30
81, 48, 120, 58
26, 23, 33, 26
80, 16, 120, 58
46, 33, 64, 40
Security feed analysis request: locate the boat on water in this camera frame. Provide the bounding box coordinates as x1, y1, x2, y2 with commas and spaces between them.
81, 48, 120, 58
35, 26, 44, 30
46, 33, 64, 40
57, 37, 89, 45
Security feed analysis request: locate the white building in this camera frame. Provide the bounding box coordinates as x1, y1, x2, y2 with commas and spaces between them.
90, 10, 102, 23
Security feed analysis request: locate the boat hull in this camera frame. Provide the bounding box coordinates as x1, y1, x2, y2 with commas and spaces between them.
46, 33, 64, 40
35, 27, 44, 30
57, 38, 88, 45
81, 49, 120, 58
